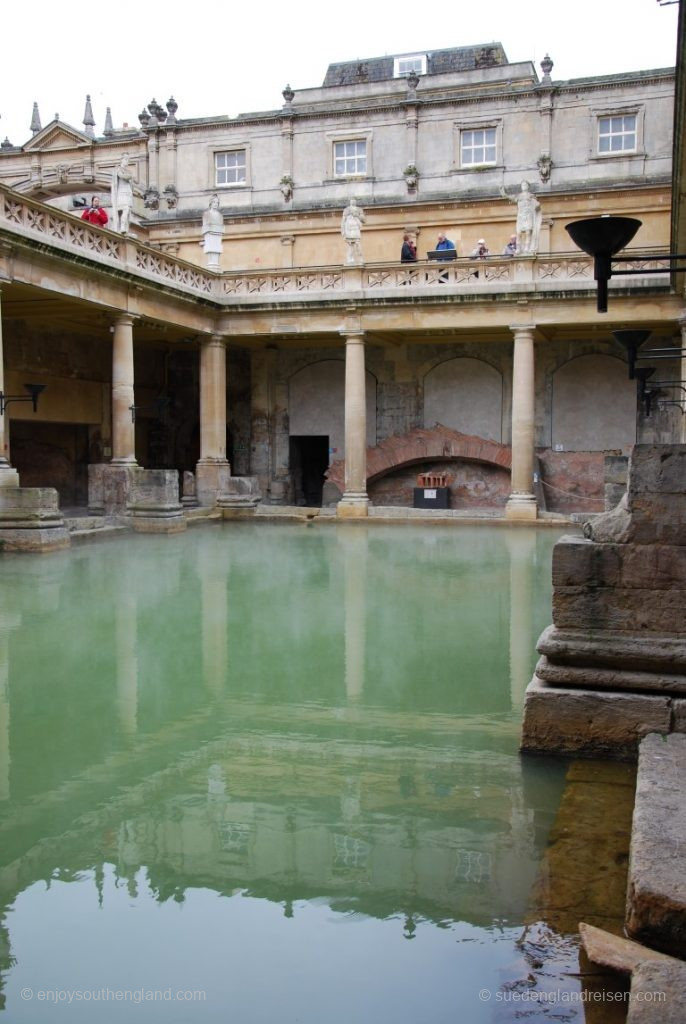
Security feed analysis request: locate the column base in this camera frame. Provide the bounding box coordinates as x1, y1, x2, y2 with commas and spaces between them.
505, 492, 538, 521
337, 493, 369, 518
195, 461, 232, 507
0, 487, 69, 552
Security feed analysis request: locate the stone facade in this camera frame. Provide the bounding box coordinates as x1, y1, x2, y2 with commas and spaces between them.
0, 44, 682, 519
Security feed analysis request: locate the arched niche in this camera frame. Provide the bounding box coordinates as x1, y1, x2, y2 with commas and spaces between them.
552, 354, 635, 451
423, 357, 503, 441
288, 360, 377, 456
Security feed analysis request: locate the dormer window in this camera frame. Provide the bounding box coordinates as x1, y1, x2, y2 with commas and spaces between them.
394, 54, 427, 77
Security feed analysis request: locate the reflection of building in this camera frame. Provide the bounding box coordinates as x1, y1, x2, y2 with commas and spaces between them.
0, 38, 682, 520
0, 524, 563, 1006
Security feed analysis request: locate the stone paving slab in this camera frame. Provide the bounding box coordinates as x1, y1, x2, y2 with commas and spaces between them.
626, 733, 686, 957
627, 960, 686, 1023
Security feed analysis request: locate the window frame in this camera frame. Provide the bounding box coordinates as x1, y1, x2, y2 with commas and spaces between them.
393, 54, 427, 77
333, 139, 367, 178
454, 119, 503, 171
325, 130, 374, 180
591, 105, 644, 160
209, 144, 251, 189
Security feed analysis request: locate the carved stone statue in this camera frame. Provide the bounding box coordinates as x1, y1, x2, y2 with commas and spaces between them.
341, 197, 365, 265
111, 154, 134, 234
499, 180, 542, 255
201, 194, 224, 270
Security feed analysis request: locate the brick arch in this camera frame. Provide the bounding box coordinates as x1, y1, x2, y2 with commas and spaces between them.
325, 424, 511, 491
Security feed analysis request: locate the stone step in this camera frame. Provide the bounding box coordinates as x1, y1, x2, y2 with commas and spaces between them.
69, 525, 130, 545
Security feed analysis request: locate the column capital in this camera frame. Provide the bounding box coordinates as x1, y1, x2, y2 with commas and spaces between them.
201, 332, 227, 349
509, 324, 537, 339
340, 330, 365, 344
112, 313, 138, 329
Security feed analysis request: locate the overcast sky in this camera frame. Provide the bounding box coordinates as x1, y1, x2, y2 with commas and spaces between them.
0, 0, 679, 145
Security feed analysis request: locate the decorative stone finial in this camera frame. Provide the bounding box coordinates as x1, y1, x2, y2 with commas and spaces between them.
166, 96, 178, 123
407, 70, 419, 94
147, 99, 159, 127
540, 54, 553, 84
30, 102, 42, 136
138, 108, 151, 128
1, 137, 13, 150
104, 107, 114, 137
83, 94, 95, 138
282, 84, 294, 107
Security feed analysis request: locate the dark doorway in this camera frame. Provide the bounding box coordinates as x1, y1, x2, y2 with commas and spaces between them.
10, 421, 89, 507
289, 435, 329, 506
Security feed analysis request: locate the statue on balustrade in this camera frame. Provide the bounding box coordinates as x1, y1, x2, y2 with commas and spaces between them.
201, 194, 224, 270
499, 180, 542, 255
341, 197, 365, 265
111, 153, 134, 234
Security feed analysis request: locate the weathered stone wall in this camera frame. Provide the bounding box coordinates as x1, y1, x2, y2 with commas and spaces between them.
369, 459, 510, 508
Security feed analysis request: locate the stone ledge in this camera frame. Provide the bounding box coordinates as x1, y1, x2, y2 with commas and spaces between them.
521, 675, 672, 760
538, 625, 686, 675
626, 733, 686, 957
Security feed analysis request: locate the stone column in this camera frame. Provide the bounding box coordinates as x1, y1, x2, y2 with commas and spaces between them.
680, 319, 686, 444
506, 325, 537, 520
0, 288, 19, 486
111, 314, 137, 465
338, 331, 369, 517
196, 333, 231, 506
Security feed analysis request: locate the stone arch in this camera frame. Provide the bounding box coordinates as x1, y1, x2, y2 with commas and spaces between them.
325, 425, 511, 492
423, 357, 504, 441
288, 359, 377, 455
552, 354, 636, 451
13, 178, 116, 202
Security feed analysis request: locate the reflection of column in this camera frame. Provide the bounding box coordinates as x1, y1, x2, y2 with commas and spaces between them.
111, 314, 137, 465
506, 325, 537, 520
0, 636, 10, 801
199, 334, 229, 466
0, 288, 20, 484
115, 589, 138, 736
338, 332, 369, 516
342, 526, 368, 701
507, 528, 536, 709
199, 545, 228, 696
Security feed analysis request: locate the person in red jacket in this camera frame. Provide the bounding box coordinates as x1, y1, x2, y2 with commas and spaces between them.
81, 196, 108, 227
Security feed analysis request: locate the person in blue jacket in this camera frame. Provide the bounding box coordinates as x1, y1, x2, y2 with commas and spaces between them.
435, 232, 456, 259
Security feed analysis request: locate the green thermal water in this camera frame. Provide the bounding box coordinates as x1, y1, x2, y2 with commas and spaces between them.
0, 523, 572, 1022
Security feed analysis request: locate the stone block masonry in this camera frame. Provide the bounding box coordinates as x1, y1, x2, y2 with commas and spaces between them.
521, 445, 686, 760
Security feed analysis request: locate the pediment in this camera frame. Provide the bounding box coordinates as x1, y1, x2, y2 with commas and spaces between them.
24, 121, 92, 152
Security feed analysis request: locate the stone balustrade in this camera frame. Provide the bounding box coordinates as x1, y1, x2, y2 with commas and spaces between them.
0, 183, 670, 308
